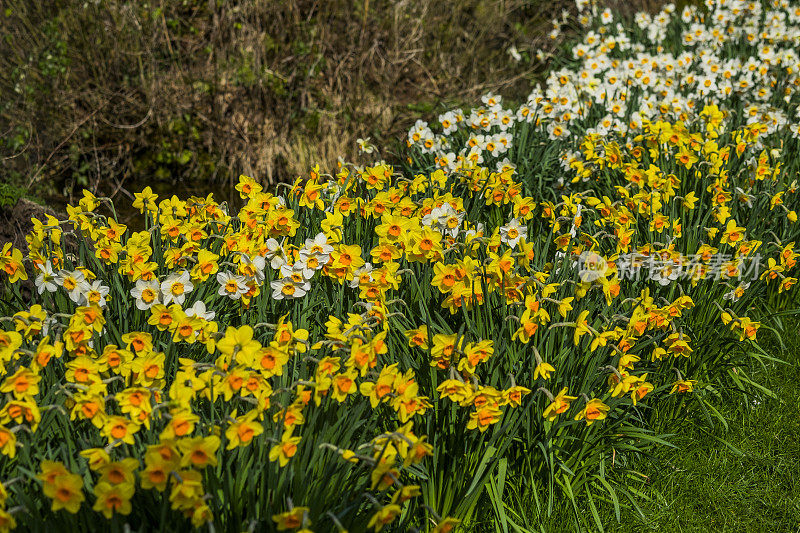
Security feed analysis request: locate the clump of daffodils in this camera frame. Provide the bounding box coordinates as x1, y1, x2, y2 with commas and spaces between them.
1, 0, 799, 530
409, 0, 800, 175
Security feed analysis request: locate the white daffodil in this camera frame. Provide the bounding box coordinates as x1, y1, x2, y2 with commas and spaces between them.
130, 279, 161, 311
279, 263, 312, 284
652, 263, 681, 286
161, 270, 193, 306
264, 238, 288, 269
421, 203, 464, 238
356, 137, 375, 154
82, 279, 110, 308
35, 261, 58, 294
300, 233, 333, 260
499, 218, 527, 248
186, 300, 215, 321
723, 282, 750, 302
292, 259, 317, 280
270, 277, 310, 300
55, 269, 86, 303
239, 253, 266, 284
441, 211, 465, 239
217, 271, 249, 300
349, 264, 374, 289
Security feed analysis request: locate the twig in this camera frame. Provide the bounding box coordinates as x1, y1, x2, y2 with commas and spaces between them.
98, 108, 152, 129
26, 106, 105, 188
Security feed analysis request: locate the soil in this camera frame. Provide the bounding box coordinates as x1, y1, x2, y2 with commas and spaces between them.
0, 198, 60, 251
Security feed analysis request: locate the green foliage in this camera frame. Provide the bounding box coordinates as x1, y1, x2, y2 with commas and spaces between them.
610, 313, 800, 532
0, 182, 38, 209
2, 0, 800, 530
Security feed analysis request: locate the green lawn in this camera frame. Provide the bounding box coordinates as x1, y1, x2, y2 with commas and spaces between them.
618, 314, 800, 532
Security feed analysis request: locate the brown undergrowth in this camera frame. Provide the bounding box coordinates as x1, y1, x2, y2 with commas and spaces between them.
0, 0, 666, 227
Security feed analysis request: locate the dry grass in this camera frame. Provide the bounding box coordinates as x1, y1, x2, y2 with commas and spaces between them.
0, 0, 668, 208
0, 1, 549, 201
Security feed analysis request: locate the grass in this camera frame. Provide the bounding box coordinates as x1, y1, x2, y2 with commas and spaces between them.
615, 312, 800, 532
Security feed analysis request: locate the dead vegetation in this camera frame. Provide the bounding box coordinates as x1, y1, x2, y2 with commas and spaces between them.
0, 0, 668, 213
1, 1, 556, 202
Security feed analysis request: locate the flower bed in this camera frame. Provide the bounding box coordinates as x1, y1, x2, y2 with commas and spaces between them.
1, 0, 800, 530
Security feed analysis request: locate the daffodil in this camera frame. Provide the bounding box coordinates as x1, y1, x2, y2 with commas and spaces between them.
39, 463, 85, 514
573, 310, 593, 345
272, 507, 310, 531
160, 270, 193, 306
367, 504, 402, 531
216, 326, 261, 364
574, 398, 610, 425
225, 410, 264, 450
34, 261, 58, 294
132, 186, 158, 213
499, 218, 527, 248
178, 435, 221, 468
670, 379, 697, 394
269, 431, 301, 467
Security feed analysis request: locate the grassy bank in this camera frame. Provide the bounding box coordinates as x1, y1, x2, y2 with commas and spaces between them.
0, 0, 556, 204
501, 310, 800, 532
617, 312, 800, 532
